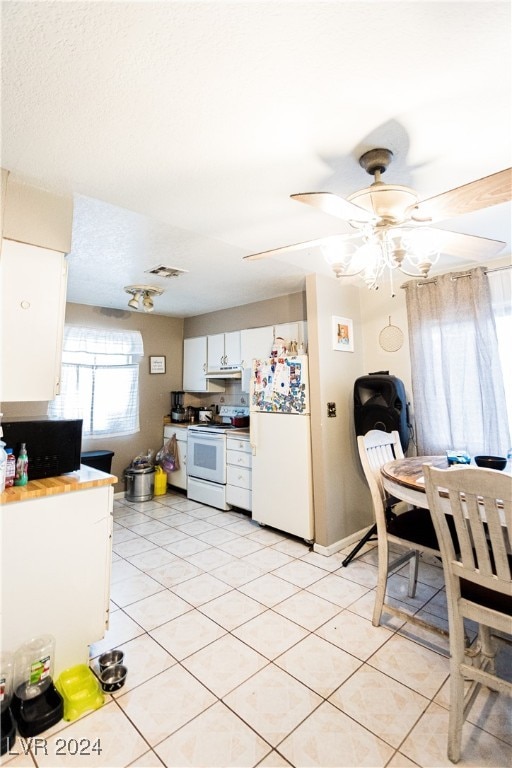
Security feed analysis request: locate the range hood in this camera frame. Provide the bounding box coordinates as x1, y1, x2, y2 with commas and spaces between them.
205, 366, 243, 380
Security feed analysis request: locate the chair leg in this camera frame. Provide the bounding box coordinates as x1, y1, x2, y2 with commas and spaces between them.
477, 625, 497, 675
407, 550, 419, 598
372, 537, 389, 627
448, 616, 466, 764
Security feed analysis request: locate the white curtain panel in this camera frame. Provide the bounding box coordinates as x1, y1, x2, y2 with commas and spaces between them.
404, 266, 510, 457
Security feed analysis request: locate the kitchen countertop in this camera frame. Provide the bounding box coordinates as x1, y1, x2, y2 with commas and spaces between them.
1, 465, 117, 505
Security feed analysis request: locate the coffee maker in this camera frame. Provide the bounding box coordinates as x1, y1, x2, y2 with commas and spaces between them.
170, 391, 187, 423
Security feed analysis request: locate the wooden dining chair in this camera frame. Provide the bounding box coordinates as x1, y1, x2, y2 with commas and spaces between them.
424, 464, 512, 764
357, 430, 446, 632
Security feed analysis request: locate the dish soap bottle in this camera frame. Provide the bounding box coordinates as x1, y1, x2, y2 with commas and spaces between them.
14, 443, 28, 486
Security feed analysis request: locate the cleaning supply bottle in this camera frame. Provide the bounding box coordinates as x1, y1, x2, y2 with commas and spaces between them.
0, 440, 6, 493
0, 414, 7, 492
4, 449, 16, 488
14, 443, 28, 486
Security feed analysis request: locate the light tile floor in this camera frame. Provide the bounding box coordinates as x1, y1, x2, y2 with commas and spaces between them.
3, 490, 510, 768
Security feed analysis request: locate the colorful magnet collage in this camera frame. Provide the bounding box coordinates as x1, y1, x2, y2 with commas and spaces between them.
252, 358, 307, 413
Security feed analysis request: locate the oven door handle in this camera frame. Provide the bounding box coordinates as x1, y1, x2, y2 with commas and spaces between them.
188, 430, 224, 443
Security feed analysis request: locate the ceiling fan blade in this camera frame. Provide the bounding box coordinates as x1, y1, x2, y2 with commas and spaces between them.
434, 228, 506, 261
414, 168, 512, 223
291, 192, 374, 223
243, 234, 353, 261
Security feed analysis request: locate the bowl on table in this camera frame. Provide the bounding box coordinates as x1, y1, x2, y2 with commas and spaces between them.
474, 455, 507, 471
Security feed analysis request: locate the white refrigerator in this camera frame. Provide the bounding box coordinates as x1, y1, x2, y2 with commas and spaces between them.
250, 355, 314, 541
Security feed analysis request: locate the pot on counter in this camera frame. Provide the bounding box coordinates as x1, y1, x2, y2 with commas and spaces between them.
231, 415, 250, 427
198, 408, 214, 423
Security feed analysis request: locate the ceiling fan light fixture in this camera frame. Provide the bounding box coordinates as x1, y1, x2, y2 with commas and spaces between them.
347, 184, 419, 224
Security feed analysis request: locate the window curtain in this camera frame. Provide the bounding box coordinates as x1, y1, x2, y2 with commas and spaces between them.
404, 266, 510, 457
49, 326, 144, 437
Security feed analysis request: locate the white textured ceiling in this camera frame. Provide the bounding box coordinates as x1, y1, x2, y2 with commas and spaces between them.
2, 1, 511, 316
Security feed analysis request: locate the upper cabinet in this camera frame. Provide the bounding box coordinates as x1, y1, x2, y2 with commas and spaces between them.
183, 337, 224, 392
0, 170, 73, 402
1, 240, 68, 401
2, 172, 73, 254
240, 322, 308, 367
207, 331, 241, 371
240, 327, 274, 367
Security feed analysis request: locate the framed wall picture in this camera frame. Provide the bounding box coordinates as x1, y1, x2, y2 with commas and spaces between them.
149, 355, 166, 374
332, 316, 354, 352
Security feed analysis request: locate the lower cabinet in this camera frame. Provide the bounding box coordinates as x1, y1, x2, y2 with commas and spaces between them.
226, 436, 252, 511
163, 425, 188, 490
1, 485, 113, 677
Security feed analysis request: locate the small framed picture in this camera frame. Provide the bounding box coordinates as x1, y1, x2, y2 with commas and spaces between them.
149, 355, 166, 374
332, 316, 354, 352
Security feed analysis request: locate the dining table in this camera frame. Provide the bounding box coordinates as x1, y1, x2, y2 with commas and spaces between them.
381, 455, 511, 516
380, 455, 449, 508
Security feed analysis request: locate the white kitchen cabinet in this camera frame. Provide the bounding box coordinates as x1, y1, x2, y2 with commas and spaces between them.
274, 321, 308, 352
1, 484, 113, 677
183, 336, 224, 392
0, 239, 68, 402
240, 326, 274, 367
226, 435, 252, 511
163, 424, 188, 491
207, 331, 241, 371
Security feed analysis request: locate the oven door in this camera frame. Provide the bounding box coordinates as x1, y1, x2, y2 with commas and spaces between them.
187, 429, 226, 484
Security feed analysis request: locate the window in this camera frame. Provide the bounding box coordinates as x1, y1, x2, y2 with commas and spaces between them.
48, 326, 144, 437
405, 266, 510, 457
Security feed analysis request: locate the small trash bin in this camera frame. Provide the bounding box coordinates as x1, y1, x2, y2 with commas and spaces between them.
124, 465, 155, 502
81, 450, 115, 473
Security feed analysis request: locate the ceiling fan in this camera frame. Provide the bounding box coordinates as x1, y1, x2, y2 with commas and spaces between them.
244, 148, 511, 290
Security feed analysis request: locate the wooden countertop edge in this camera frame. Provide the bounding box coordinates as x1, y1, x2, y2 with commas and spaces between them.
1, 468, 118, 505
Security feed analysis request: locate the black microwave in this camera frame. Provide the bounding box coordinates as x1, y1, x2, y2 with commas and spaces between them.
1, 418, 83, 480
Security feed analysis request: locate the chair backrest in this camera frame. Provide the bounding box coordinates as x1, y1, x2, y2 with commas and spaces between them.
357, 430, 404, 520
424, 465, 512, 599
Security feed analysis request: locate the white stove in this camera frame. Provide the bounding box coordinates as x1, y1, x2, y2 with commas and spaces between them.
187, 406, 249, 510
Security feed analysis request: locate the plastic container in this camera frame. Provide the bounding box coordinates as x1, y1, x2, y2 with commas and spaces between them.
55, 665, 104, 721
14, 442, 28, 486
14, 635, 55, 701
12, 635, 63, 736
153, 465, 167, 496
5, 448, 16, 488
1, 653, 16, 756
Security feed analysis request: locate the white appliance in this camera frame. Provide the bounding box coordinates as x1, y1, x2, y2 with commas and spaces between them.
187, 406, 250, 510
250, 355, 314, 541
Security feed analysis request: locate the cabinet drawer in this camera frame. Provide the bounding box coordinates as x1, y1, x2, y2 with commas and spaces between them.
227, 437, 251, 453
227, 449, 251, 469
226, 484, 252, 511
227, 465, 252, 490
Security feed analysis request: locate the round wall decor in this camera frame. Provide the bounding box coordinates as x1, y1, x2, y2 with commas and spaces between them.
379, 316, 404, 352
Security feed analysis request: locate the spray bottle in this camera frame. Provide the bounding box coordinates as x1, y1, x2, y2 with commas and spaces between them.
14, 443, 28, 486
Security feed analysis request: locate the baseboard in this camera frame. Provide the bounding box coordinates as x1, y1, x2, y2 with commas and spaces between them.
313, 525, 373, 557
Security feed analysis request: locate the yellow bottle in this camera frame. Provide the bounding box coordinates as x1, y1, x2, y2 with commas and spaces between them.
153, 465, 167, 496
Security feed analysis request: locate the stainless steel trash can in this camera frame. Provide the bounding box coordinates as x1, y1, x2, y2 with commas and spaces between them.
125, 465, 155, 502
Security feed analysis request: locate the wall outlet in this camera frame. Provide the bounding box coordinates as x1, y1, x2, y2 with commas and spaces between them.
327, 402, 336, 417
